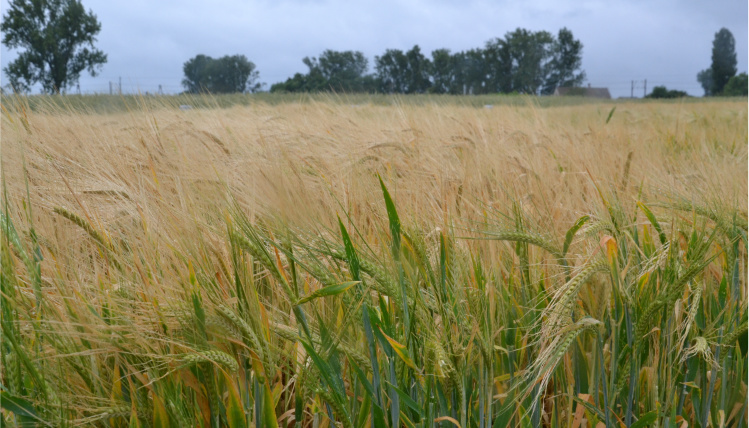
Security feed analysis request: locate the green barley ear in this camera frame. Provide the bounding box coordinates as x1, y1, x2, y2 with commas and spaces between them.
677, 282, 703, 349
3, 352, 23, 394
635, 251, 720, 346
583, 219, 616, 237
523, 317, 603, 411
652, 197, 748, 236
205, 314, 243, 339
230, 224, 296, 301
53, 206, 124, 272
216, 305, 264, 361
542, 259, 609, 336
315, 387, 353, 428
179, 350, 239, 372
481, 230, 563, 261
327, 248, 400, 298
53, 206, 113, 251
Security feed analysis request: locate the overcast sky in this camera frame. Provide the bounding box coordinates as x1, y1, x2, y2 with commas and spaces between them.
1, 0, 747, 98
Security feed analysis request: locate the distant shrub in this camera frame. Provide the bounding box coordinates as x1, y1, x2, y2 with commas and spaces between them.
646, 85, 689, 99
722, 72, 748, 96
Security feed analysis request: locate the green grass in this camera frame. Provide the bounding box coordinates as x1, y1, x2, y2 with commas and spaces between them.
2, 91, 739, 115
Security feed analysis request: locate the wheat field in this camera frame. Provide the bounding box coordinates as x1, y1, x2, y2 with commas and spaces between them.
1, 95, 747, 427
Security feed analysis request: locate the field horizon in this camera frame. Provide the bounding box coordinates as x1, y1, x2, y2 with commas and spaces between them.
3, 92, 745, 114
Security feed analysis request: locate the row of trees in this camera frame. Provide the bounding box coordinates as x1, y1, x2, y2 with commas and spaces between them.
270, 28, 585, 95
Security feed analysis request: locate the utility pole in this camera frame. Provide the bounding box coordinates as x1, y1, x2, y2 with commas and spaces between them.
109, 81, 112, 95
119, 77, 122, 95
630, 79, 648, 98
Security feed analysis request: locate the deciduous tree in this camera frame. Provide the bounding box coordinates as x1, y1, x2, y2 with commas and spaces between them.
316, 50, 369, 92
503, 28, 554, 94
375, 45, 432, 94
1, 0, 107, 94
697, 68, 714, 96
542, 27, 586, 94
429, 48, 458, 94
182, 54, 261, 94
722, 72, 747, 96
375, 48, 408, 93
271, 50, 371, 92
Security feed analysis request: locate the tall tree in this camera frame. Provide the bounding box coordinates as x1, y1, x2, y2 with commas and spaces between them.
298, 57, 328, 91
375, 45, 432, 94
1, 0, 107, 94
483, 39, 512, 93
271, 50, 371, 92
542, 27, 586, 94
482, 29, 556, 95
429, 48, 457, 94
375, 48, 409, 93
710, 28, 737, 95
502, 28, 554, 94
465, 48, 490, 94
404, 45, 432, 94
211, 55, 262, 93
182, 54, 213, 94
182, 54, 261, 94
316, 50, 369, 91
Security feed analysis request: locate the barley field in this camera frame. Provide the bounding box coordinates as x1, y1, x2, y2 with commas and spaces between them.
1, 95, 747, 427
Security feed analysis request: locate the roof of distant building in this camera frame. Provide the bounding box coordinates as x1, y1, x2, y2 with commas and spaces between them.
554, 86, 612, 99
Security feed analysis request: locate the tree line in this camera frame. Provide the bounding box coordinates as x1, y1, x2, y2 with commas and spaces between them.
268, 28, 585, 95
2, 1, 746, 97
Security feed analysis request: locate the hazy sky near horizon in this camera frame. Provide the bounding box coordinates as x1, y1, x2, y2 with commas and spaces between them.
1, 0, 747, 98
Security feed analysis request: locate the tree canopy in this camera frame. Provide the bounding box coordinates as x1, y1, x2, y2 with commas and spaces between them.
1, 0, 107, 94
722, 72, 747, 96
697, 68, 714, 96
182, 54, 262, 94
697, 28, 739, 96
271, 50, 374, 93
711, 28, 737, 95
646, 85, 688, 99
375, 45, 431, 94
543, 28, 586, 94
